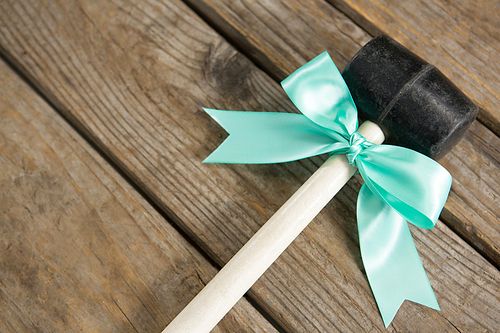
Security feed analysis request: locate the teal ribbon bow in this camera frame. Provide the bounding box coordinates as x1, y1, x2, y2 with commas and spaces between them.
203, 52, 451, 327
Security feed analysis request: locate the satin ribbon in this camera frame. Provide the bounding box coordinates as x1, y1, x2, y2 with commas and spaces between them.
203, 52, 451, 327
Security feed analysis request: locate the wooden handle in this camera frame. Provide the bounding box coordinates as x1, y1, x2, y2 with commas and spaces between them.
163, 121, 385, 333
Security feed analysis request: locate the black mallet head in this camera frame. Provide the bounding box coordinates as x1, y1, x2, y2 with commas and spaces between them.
342, 35, 478, 160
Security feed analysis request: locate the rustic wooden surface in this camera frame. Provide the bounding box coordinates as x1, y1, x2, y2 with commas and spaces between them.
184, 0, 500, 135
183, 0, 500, 270
326, 0, 500, 136
0, 59, 277, 332
0, 0, 499, 332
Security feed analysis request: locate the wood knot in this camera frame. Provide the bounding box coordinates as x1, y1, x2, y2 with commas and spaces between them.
205, 44, 252, 102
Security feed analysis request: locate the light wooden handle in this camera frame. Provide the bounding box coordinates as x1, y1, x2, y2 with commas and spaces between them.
163, 121, 385, 333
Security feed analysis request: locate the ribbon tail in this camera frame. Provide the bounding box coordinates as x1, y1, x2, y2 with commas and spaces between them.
203, 108, 344, 164
357, 184, 439, 327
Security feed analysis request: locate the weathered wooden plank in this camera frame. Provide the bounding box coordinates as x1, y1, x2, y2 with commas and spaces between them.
1, 0, 499, 332
184, 0, 500, 136
182, 0, 371, 81
0, 60, 277, 332
325, 0, 500, 135
182, 0, 500, 270
440, 121, 500, 262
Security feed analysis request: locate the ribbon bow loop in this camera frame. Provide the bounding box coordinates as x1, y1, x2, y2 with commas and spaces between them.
203, 52, 452, 327
358, 145, 452, 230
281, 51, 358, 138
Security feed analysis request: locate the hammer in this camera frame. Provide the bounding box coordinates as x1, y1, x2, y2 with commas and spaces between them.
164, 35, 477, 332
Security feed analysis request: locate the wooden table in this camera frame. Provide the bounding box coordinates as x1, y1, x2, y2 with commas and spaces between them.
1, 0, 499, 332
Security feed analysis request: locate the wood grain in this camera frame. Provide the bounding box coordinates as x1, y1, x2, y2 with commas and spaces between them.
0, 59, 277, 332
181, 0, 500, 269
325, 0, 500, 135
184, 0, 500, 136
183, 0, 372, 81
0, 0, 499, 331
440, 121, 500, 266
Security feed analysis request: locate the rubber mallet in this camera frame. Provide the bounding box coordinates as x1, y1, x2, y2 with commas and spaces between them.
163, 35, 477, 332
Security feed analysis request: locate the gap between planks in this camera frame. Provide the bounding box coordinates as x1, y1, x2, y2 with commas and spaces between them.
0, 15, 289, 333
0, 1, 498, 329
178, 0, 500, 272
0, 31, 287, 333
0, 56, 278, 333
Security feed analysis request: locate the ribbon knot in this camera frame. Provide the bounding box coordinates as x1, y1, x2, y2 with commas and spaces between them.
345, 131, 371, 166
202, 51, 452, 327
